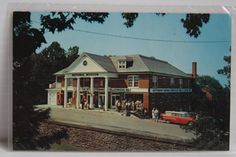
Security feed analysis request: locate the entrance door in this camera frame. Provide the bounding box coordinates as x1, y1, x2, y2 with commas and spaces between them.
111, 95, 120, 108
98, 94, 105, 108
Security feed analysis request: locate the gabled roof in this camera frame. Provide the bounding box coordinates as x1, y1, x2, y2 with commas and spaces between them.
54, 52, 190, 78
85, 52, 117, 72
54, 52, 116, 75
54, 67, 68, 75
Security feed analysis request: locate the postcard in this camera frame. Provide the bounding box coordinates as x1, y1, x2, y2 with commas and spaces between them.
13, 11, 231, 151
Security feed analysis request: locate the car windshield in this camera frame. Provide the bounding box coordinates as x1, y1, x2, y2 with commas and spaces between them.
180, 113, 190, 117
165, 111, 191, 117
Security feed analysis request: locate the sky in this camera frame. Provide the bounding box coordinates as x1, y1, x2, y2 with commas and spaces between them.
31, 12, 231, 86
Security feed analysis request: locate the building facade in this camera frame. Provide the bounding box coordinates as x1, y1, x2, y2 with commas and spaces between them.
46, 52, 196, 111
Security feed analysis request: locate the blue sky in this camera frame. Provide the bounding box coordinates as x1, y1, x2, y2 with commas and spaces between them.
31, 12, 231, 86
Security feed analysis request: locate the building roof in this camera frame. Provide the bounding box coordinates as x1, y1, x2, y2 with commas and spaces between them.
110, 55, 149, 72
54, 52, 190, 78
139, 55, 190, 77
85, 52, 117, 72
54, 68, 68, 75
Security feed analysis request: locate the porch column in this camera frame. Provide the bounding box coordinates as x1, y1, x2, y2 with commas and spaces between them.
55, 76, 58, 87
104, 76, 108, 111
64, 77, 68, 108
76, 77, 80, 109
90, 77, 94, 109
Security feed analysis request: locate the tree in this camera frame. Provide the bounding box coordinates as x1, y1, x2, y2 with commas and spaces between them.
13, 11, 211, 150
218, 54, 231, 88
66, 46, 79, 66
185, 75, 230, 150
41, 41, 67, 73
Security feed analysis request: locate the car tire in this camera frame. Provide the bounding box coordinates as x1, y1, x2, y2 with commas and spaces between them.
187, 121, 193, 126
166, 120, 170, 124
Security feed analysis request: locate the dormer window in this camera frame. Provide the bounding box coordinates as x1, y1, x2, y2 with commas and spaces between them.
118, 60, 126, 69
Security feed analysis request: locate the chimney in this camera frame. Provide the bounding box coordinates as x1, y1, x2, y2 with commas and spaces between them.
192, 62, 197, 79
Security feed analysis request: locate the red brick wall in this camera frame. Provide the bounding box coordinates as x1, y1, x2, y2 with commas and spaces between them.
143, 92, 149, 110
61, 79, 65, 87
94, 78, 104, 88
158, 77, 170, 88
149, 76, 192, 89
110, 79, 127, 88
59, 75, 192, 89
139, 74, 150, 88
110, 74, 150, 88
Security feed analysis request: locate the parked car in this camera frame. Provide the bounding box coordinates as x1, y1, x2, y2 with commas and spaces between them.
160, 111, 195, 125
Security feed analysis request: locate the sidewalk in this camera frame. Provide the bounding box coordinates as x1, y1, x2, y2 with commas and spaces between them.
37, 105, 195, 144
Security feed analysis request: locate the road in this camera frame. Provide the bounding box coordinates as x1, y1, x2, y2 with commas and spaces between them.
38, 105, 195, 143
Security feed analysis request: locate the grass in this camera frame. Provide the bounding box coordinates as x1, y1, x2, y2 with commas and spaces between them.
49, 142, 81, 151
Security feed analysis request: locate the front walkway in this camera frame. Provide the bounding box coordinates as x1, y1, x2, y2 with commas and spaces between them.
37, 105, 195, 143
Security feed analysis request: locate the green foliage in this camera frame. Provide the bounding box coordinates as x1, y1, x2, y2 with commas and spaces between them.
13, 12, 46, 62
40, 12, 109, 33
185, 76, 230, 150
121, 13, 139, 28
121, 12, 210, 38
181, 14, 210, 38
41, 41, 67, 71
66, 46, 79, 66
218, 55, 231, 87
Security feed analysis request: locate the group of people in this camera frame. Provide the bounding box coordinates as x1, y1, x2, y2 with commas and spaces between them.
115, 99, 144, 115
115, 99, 151, 118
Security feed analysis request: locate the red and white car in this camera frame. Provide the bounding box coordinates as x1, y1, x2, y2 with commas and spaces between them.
160, 111, 195, 125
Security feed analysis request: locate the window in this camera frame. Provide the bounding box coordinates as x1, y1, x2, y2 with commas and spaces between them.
152, 76, 158, 87
179, 79, 183, 88
83, 78, 90, 87
170, 78, 175, 86
68, 78, 73, 86
100, 80, 104, 87
83, 60, 87, 66
128, 76, 133, 87
128, 75, 139, 87
126, 61, 133, 68
134, 76, 139, 87
118, 60, 126, 69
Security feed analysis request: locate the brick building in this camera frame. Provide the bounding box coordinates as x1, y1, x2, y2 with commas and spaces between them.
46, 52, 196, 111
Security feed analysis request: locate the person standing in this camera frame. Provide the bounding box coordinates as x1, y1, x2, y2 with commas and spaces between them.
154, 108, 159, 122
152, 107, 156, 120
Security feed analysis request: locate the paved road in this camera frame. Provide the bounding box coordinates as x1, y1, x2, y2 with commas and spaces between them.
38, 105, 195, 143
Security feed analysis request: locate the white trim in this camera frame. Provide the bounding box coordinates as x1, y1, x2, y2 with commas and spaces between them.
47, 90, 57, 105
46, 88, 61, 91
66, 53, 107, 73
127, 75, 139, 88
104, 76, 109, 111
66, 72, 118, 78
111, 88, 129, 92
129, 88, 148, 93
